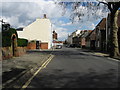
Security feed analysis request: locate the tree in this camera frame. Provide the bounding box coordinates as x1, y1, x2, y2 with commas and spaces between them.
56, 0, 120, 58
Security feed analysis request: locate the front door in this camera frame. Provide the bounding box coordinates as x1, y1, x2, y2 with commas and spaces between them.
36, 41, 39, 49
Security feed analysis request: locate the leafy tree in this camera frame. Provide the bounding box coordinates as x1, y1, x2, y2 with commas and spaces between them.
57, 0, 120, 58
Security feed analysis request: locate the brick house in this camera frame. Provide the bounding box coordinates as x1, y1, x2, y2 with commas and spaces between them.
17, 14, 52, 50
95, 18, 106, 51
86, 30, 96, 49
72, 35, 81, 46
67, 30, 81, 45
75, 30, 92, 48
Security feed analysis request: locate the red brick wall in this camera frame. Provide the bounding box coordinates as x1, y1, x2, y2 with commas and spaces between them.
27, 42, 48, 50
27, 42, 36, 50
2, 47, 13, 60
15, 47, 26, 57
81, 38, 86, 46
40, 43, 48, 49
2, 47, 26, 60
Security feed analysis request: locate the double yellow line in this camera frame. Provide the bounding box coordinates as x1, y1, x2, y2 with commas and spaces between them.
21, 54, 54, 89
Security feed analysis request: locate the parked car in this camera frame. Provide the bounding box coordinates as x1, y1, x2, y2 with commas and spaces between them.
56, 45, 62, 49
69, 44, 77, 48
69, 44, 81, 48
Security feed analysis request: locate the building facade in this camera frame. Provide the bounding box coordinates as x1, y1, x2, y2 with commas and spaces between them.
67, 30, 81, 45
17, 15, 52, 49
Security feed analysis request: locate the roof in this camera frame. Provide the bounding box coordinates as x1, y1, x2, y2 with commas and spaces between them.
97, 18, 106, 30
81, 30, 92, 38
85, 30, 94, 38
16, 28, 23, 31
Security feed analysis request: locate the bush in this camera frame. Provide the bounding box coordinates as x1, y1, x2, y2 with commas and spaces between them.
2, 28, 18, 47
17, 38, 28, 47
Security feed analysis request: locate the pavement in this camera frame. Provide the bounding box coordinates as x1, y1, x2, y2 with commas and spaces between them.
2, 50, 52, 88
80, 48, 120, 60
80, 49, 109, 57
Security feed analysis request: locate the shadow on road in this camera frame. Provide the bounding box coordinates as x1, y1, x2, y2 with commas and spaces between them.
2, 68, 26, 83
26, 68, 118, 88
27, 50, 88, 56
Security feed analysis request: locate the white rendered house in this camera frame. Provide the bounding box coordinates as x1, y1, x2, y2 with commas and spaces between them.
17, 15, 52, 49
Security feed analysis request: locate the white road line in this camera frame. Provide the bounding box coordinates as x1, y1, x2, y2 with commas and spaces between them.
43, 55, 54, 68
21, 55, 54, 90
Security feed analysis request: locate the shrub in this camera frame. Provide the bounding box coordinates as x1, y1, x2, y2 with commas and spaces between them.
2, 28, 18, 47
17, 38, 28, 47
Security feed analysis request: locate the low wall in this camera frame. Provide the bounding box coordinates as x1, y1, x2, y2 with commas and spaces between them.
2, 47, 13, 60
2, 47, 26, 60
27, 42, 36, 50
15, 47, 26, 57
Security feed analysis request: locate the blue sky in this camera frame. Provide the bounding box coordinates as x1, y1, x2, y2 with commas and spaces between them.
1, 0, 108, 41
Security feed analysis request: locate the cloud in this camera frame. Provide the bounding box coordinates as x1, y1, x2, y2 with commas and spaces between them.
1, 0, 63, 28
61, 22, 72, 26
78, 21, 97, 30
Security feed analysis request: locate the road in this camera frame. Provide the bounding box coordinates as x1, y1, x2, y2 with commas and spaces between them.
25, 47, 119, 88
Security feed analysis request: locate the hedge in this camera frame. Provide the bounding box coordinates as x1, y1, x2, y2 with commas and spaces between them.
2, 28, 28, 47
2, 28, 18, 47
17, 38, 28, 47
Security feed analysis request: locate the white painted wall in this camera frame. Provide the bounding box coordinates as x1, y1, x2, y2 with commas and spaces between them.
17, 18, 52, 49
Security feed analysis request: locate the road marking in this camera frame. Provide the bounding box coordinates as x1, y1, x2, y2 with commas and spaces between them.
43, 55, 54, 68
21, 54, 54, 90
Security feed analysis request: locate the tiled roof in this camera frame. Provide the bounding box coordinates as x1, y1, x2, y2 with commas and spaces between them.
97, 18, 106, 30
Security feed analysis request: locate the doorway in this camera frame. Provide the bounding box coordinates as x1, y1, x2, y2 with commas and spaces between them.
11, 34, 17, 56
36, 41, 40, 49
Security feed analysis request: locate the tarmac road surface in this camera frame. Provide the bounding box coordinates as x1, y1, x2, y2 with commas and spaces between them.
25, 47, 119, 88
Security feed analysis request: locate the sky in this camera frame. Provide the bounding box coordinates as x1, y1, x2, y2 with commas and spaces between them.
0, 0, 109, 41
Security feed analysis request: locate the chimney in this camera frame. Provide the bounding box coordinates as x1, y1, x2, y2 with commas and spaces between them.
43, 14, 47, 18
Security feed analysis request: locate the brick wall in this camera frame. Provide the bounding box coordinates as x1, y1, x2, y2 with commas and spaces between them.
15, 47, 26, 57
27, 42, 36, 50
40, 43, 48, 49
2, 47, 26, 60
2, 47, 13, 60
